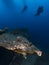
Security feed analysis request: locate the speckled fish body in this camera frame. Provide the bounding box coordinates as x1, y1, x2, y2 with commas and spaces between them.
14, 36, 42, 59
0, 33, 42, 59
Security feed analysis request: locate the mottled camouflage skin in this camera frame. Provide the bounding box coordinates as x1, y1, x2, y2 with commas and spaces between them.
0, 33, 42, 59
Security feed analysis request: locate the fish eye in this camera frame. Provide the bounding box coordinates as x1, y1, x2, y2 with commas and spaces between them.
29, 43, 32, 46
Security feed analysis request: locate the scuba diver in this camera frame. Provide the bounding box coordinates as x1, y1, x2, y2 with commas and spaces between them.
22, 0, 28, 13
34, 6, 44, 16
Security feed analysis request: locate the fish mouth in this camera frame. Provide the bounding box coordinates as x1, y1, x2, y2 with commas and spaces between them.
35, 50, 42, 56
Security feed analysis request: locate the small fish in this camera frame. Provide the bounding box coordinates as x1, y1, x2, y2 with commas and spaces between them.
34, 6, 44, 16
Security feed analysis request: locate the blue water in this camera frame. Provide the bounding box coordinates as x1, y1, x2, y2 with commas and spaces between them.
0, 0, 49, 53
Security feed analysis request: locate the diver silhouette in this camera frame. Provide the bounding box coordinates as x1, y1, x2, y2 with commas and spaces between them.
22, 0, 28, 13
34, 6, 44, 16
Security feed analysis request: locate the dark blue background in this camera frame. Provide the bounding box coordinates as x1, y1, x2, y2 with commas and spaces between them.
0, 0, 49, 52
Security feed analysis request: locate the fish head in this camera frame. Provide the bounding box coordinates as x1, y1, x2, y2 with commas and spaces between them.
36, 50, 42, 56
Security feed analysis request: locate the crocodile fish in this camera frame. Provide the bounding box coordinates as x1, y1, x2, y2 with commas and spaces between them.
0, 33, 42, 59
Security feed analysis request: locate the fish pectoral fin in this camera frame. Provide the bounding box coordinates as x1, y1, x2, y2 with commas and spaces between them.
22, 53, 27, 59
